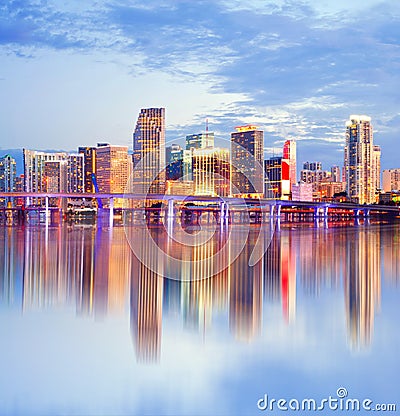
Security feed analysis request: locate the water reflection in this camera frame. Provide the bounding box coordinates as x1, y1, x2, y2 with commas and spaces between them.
1, 222, 400, 360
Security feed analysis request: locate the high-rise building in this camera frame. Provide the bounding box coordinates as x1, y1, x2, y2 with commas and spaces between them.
283, 140, 296, 190
372, 145, 381, 192
67, 154, 85, 193
0, 154, 16, 192
192, 147, 230, 197
331, 165, 341, 183
78, 147, 96, 193
45, 160, 68, 193
0, 154, 17, 207
292, 182, 313, 202
133, 108, 166, 194
264, 157, 290, 200
95, 144, 130, 195
186, 132, 214, 151
166, 144, 184, 181
303, 161, 321, 171
344, 115, 379, 204
23, 149, 69, 205
383, 169, 400, 192
231, 125, 264, 197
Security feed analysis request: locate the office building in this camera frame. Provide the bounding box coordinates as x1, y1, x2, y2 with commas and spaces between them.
95, 144, 130, 194
383, 169, 400, 192
67, 154, 85, 193
291, 182, 313, 202
78, 147, 96, 192
23, 149, 69, 205
344, 115, 380, 204
192, 147, 230, 197
372, 145, 381, 192
133, 108, 166, 194
231, 125, 264, 197
303, 161, 321, 171
45, 160, 68, 193
166, 144, 184, 181
264, 157, 290, 200
283, 140, 297, 190
186, 132, 214, 151
331, 165, 341, 183
0, 154, 17, 207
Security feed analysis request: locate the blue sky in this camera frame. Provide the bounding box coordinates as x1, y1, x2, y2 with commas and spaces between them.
1, 0, 400, 172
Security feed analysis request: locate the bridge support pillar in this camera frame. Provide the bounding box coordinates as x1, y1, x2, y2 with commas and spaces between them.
109, 197, 114, 227
167, 199, 174, 219
45, 196, 50, 223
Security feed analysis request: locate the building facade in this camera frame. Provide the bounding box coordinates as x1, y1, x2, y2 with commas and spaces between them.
133, 108, 166, 194
383, 169, 400, 192
264, 157, 290, 200
186, 132, 214, 151
0, 154, 17, 207
192, 147, 230, 197
78, 147, 96, 193
283, 140, 297, 191
95, 144, 130, 195
344, 115, 380, 204
67, 154, 85, 193
231, 125, 264, 197
23, 149, 69, 205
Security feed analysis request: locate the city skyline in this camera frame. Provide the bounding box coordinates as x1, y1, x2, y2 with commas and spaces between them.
3, 111, 399, 205
1, 1, 400, 173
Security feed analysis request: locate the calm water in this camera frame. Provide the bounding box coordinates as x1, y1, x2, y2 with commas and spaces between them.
0, 221, 399, 415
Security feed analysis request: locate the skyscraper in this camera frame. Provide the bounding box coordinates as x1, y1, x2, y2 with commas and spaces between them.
0, 154, 17, 207
23, 149, 69, 206
67, 154, 85, 193
166, 144, 184, 181
283, 140, 296, 191
192, 147, 230, 197
78, 147, 96, 193
0, 154, 16, 192
186, 132, 214, 151
344, 115, 379, 204
230, 125, 264, 197
264, 157, 290, 200
95, 144, 130, 194
45, 160, 68, 193
372, 145, 381, 192
133, 108, 166, 194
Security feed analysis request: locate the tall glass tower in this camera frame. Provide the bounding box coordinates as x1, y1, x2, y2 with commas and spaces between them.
0, 154, 17, 207
230, 125, 264, 197
133, 108, 166, 194
344, 115, 378, 204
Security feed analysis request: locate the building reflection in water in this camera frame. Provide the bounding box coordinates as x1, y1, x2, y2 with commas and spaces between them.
1, 223, 399, 360
344, 228, 381, 350
229, 229, 263, 341
130, 228, 164, 363
264, 231, 296, 323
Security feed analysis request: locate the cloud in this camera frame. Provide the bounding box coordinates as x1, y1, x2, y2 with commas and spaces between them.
1, 0, 400, 169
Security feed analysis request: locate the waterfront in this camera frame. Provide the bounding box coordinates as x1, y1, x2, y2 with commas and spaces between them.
0, 221, 399, 415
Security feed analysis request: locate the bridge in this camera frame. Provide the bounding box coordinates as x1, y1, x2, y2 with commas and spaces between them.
0, 192, 399, 225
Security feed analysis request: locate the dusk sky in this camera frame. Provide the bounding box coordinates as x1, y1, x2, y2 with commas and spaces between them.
1, 0, 400, 171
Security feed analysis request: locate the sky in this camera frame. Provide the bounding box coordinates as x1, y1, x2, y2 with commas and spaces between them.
1, 0, 400, 173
